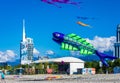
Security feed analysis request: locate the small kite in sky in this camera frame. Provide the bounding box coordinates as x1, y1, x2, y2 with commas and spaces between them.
77, 16, 95, 20
41, 0, 82, 8
41, 0, 61, 8
77, 21, 92, 28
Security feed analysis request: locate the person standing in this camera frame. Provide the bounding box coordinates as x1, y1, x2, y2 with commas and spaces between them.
66, 68, 70, 75
1, 70, 6, 83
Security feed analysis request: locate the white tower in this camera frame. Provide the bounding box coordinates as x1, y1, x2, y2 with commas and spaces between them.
20, 19, 34, 65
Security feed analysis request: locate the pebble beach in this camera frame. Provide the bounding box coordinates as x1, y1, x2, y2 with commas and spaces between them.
3, 74, 120, 83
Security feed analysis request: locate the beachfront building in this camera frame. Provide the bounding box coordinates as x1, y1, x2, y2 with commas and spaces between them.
33, 57, 84, 75
114, 24, 120, 58
20, 19, 34, 65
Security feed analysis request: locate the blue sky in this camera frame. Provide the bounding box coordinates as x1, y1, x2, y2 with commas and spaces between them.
0, 0, 120, 62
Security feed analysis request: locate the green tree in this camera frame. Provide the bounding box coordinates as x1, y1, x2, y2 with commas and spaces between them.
113, 59, 120, 67
6, 65, 12, 70
97, 68, 104, 74
85, 62, 93, 68
50, 63, 58, 73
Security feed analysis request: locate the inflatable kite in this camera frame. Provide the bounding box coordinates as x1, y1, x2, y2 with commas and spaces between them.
77, 21, 92, 28
41, 0, 82, 8
52, 32, 117, 67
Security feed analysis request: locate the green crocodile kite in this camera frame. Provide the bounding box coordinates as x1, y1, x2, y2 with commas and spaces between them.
52, 32, 117, 67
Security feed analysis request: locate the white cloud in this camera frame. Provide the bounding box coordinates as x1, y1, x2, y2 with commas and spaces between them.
33, 48, 40, 57
86, 36, 116, 52
70, 51, 80, 56
70, 36, 116, 55
45, 50, 55, 55
0, 50, 17, 62
33, 48, 40, 55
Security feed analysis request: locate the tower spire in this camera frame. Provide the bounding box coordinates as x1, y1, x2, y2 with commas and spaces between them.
23, 19, 26, 42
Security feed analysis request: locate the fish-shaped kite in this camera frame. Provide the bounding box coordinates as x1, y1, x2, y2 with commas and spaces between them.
52, 32, 117, 67
77, 21, 92, 28
41, 0, 82, 8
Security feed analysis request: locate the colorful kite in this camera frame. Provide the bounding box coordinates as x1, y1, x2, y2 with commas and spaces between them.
77, 21, 92, 28
41, 0, 61, 8
52, 32, 117, 67
41, 0, 82, 8
77, 16, 95, 20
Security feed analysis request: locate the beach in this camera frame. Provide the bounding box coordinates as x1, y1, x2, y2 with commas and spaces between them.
3, 74, 120, 83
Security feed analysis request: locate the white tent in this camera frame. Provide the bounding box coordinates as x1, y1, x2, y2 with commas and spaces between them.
33, 57, 84, 63
33, 57, 84, 75
53, 57, 84, 63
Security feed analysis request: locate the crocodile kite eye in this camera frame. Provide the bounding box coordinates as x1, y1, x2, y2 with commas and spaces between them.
56, 34, 60, 37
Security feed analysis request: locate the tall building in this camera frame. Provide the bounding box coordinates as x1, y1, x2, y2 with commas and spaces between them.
114, 24, 120, 58
20, 19, 34, 65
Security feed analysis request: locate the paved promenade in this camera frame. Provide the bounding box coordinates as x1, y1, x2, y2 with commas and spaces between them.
3, 74, 120, 83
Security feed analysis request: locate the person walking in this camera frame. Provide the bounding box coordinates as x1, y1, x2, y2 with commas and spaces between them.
1, 70, 6, 83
